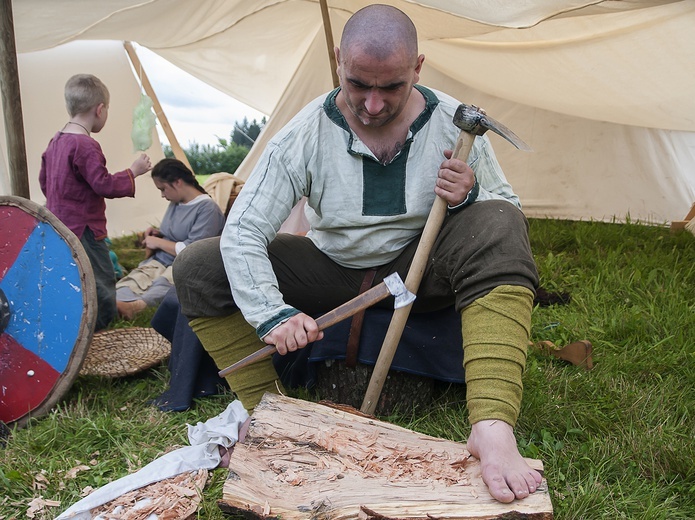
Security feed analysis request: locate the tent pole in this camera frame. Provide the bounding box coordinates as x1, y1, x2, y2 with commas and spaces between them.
319, 0, 340, 89
123, 42, 194, 173
0, 0, 30, 198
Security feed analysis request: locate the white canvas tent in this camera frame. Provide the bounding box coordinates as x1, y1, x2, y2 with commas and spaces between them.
0, 39, 168, 236
3, 0, 695, 235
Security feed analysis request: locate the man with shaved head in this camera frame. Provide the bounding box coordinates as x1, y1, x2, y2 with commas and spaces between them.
174, 4, 541, 503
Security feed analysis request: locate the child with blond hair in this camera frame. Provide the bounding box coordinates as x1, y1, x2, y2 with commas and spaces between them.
40, 73, 152, 331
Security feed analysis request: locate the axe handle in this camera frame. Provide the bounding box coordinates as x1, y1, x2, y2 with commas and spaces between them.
360, 131, 477, 415
218, 280, 392, 378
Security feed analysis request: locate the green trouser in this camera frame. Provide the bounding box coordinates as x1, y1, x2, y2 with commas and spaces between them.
174, 199, 539, 418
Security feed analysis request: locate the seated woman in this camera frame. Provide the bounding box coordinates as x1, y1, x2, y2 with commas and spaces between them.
116, 158, 225, 319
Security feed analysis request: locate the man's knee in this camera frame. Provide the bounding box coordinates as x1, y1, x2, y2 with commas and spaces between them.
458, 199, 528, 234
172, 236, 222, 286
434, 200, 538, 309
172, 236, 235, 319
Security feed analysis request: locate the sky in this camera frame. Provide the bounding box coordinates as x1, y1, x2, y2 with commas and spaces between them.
133, 45, 267, 149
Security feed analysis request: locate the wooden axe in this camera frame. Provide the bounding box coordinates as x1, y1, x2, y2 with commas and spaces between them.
218, 272, 415, 377
360, 104, 531, 415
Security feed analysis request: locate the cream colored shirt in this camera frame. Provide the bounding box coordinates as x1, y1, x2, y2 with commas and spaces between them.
221, 86, 519, 334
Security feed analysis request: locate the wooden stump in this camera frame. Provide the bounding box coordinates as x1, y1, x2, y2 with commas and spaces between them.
313, 360, 439, 415
219, 393, 554, 519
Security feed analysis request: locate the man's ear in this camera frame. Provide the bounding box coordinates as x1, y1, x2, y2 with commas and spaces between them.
413, 54, 425, 84
414, 54, 425, 74
334, 47, 341, 78
95, 103, 105, 117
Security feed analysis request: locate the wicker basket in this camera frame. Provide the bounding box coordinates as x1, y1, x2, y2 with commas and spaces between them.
80, 327, 171, 377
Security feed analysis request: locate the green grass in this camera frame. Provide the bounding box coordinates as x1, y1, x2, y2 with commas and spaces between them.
2, 219, 695, 519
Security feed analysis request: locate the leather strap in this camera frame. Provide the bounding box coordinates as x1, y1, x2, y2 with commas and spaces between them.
345, 269, 377, 368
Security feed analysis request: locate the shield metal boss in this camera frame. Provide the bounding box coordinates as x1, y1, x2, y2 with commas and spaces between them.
0, 196, 96, 427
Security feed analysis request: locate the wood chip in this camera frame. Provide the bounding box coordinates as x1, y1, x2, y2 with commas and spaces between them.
88, 469, 207, 519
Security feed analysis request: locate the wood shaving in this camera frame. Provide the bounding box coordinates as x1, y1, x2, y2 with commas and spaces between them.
66, 465, 91, 479
252, 432, 471, 487
26, 497, 61, 518
88, 469, 207, 519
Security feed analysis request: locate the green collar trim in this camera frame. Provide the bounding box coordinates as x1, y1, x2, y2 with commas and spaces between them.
322, 84, 440, 137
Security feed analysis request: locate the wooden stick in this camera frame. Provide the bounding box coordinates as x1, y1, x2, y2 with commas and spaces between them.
360, 131, 477, 415
218, 280, 393, 377
123, 42, 194, 173
0, 0, 30, 198
319, 0, 340, 89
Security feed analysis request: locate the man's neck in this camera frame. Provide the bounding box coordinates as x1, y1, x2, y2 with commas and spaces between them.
338, 88, 425, 164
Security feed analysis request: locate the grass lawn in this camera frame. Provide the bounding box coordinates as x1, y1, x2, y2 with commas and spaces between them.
1, 218, 694, 519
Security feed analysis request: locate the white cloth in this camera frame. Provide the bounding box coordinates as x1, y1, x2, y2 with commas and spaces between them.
56, 400, 249, 519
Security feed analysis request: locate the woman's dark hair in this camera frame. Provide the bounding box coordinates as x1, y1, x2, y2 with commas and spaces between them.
151, 158, 206, 194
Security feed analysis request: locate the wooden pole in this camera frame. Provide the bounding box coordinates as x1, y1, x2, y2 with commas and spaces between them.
123, 42, 194, 173
319, 0, 340, 89
360, 133, 477, 415
0, 0, 30, 198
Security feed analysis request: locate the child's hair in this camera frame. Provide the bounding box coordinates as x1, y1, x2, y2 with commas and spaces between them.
151, 158, 206, 194
64, 74, 110, 117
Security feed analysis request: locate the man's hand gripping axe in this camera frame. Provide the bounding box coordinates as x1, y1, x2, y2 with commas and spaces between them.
218, 272, 415, 377
360, 104, 531, 415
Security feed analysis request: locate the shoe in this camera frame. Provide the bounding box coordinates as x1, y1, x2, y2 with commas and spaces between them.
117, 299, 147, 320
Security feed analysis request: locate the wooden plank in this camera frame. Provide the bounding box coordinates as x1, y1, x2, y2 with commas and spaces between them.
670, 220, 688, 232
220, 393, 554, 519
671, 202, 695, 232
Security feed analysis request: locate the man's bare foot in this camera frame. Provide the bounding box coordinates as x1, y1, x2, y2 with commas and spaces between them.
467, 419, 542, 503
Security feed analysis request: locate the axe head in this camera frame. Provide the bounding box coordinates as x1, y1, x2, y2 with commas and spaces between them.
453, 104, 532, 152
383, 273, 416, 309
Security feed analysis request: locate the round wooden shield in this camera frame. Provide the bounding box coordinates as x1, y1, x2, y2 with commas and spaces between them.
0, 195, 96, 428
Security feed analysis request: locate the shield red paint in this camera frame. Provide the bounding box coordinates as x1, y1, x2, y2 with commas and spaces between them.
0, 196, 96, 427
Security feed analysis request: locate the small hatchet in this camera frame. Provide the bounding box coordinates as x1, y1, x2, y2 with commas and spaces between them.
218, 272, 415, 377
360, 104, 531, 415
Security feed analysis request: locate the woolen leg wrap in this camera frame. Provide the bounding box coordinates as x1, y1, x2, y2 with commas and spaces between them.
461, 285, 534, 427
189, 313, 284, 413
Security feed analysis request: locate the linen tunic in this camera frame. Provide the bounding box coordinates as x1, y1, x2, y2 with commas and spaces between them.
153, 194, 226, 266
39, 132, 135, 239
221, 86, 520, 332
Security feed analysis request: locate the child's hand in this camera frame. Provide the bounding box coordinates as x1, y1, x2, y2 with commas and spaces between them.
130, 153, 152, 177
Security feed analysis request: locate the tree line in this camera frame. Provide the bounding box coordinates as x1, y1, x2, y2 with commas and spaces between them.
163, 117, 266, 175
